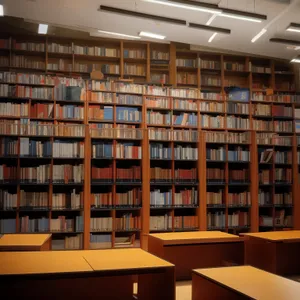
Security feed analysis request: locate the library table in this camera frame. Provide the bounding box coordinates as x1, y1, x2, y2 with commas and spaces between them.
0, 249, 175, 300
243, 230, 300, 275
0, 233, 51, 251
148, 231, 244, 280
192, 265, 300, 300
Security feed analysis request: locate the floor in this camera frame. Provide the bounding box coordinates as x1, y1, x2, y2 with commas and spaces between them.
176, 281, 192, 300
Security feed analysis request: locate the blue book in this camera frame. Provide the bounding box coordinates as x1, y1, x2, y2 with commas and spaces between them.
174, 114, 184, 125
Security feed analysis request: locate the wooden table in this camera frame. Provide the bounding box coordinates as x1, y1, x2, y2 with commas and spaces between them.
0, 234, 51, 251
148, 231, 244, 280
192, 265, 300, 300
243, 230, 300, 275
0, 249, 175, 300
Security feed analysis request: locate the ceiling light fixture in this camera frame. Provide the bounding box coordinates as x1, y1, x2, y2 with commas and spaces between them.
188, 23, 231, 35
38, 24, 48, 35
220, 8, 267, 23
206, 14, 217, 26
287, 23, 300, 33
270, 38, 300, 47
0, 5, 4, 17
251, 28, 267, 43
208, 32, 217, 43
291, 58, 300, 63
142, 0, 222, 14
97, 30, 141, 39
99, 5, 186, 26
139, 31, 166, 40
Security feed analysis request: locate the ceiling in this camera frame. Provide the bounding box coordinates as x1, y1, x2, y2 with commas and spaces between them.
2, 0, 300, 60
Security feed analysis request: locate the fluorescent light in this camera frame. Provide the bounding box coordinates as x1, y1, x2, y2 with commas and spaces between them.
38, 24, 48, 34
220, 13, 262, 23
287, 28, 300, 33
139, 31, 166, 40
291, 58, 300, 63
142, 0, 222, 14
97, 30, 141, 39
206, 14, 217, 26
208, 32, 217, 43
287, 23, 300, 33
0, 5, 3, 17
251, 29, 267, 43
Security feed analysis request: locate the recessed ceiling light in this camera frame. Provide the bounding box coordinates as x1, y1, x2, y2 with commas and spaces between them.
142, 0, 222, 14
251, 29, 267, 43
139, 31, 166, 40
0, 5, 4, 17
287, 23, 300, 33
291, 58, 300, 63
219, 8, 266, 23
208, 32, 217, 43
38, 24, 48, 34
97, 30, 141, 39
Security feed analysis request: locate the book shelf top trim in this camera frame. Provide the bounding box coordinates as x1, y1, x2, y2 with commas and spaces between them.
243, 230, 300, 242
0, 234, 52, 247
193, 266, 300, 300
149, 231, 242, 245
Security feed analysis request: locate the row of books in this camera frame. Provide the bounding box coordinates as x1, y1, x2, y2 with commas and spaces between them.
124, 64, 146, 76
11, 55, 45, 70
176, 59, 196, 68
0, 190, 17, 210
20, 139, 49, 157
151, 51, 169, 60
227, 116, 250, 129
52, 235, 82, 250
228, 211, 249, 227
0, 84, 53, 99
53, 164, 84, 183
201, 76, 221, 86
124, 49, 146, 59
200, 102, 223, 113
174, 216, 198, 229
206, 132, 249, 144
52, 191, 83, 209
73, 45, 120, 57
116, 189, 142, 207
12, 40, 45, 52
150, 190, 172, 206
174, 188, 198, 206
228, 148, 250, 161
0, 103, 29, 117
227, 103, 249, 114
207, 191, 251, 206
224, 62, 245, 71
249, 63, 271, 74
177, 73, 197, 85
20, 165, 50, 183
150, 74, 169, 84
53, 141, 84, 158
252, 93, 299, 103
115, 214, 141, 231
150, 215, 172, 230
149, 144, 171, 159
56, 105, 84, 120
228, 169, 249, 182
200, 60, 221, 70
206, 147, 225, 161
20, 215, 83, 232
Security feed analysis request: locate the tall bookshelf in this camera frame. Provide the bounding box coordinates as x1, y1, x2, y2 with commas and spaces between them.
0, 33, 300, 250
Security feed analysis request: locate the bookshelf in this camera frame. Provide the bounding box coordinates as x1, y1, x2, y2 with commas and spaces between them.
0, 33, 300, 250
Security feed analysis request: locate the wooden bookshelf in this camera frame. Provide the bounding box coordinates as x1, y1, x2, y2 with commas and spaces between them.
0, 33, 299, 250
